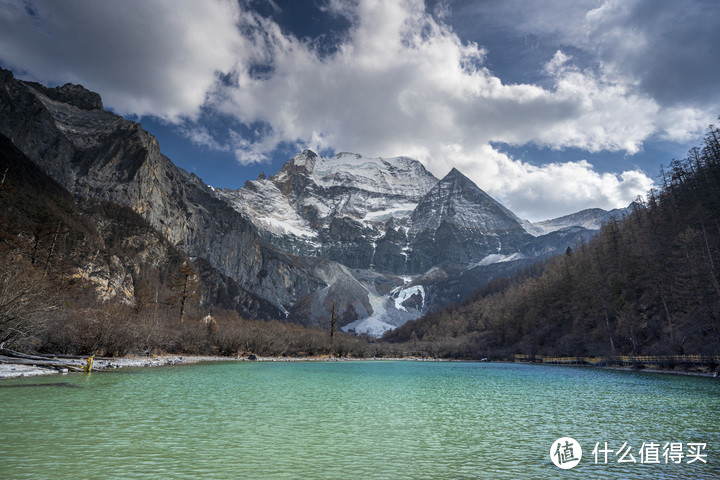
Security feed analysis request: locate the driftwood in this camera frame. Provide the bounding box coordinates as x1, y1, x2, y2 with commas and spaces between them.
0, 344, 89, 372
0, 355, 84, 372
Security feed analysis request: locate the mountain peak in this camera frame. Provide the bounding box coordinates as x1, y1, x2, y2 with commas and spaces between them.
441, 167, 470, 183
300, 149, 318, 158
23, 79, 103, 110
276, 149, 319, 174
290, 149, 319, 167
410, 164, 524, 239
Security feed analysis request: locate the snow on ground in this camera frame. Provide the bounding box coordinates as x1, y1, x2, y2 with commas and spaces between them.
474, 252, 526, 267
344, 316, 397, 337
0, 355, 234, 379
394, 285, 425, 312
363, 203, 418, 222
342, 285, 396, 337
0, 364, 60, 378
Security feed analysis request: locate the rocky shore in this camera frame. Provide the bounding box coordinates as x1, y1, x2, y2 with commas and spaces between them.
4, 354, 713, 380
0, 354, 445, 379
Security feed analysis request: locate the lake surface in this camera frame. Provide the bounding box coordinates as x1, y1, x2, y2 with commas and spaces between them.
1, 361, 719, 479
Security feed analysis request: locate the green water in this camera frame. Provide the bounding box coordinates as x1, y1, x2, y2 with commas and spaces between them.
1, 361, 719, 479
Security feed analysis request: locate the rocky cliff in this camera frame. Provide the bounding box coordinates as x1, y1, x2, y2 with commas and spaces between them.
0, 133, 283, 319
0, 68, 323, 313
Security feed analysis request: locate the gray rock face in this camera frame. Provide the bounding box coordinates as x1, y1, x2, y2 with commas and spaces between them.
406, 168, 532, 272
0, 68, 323, 313
0, 132, 283, 319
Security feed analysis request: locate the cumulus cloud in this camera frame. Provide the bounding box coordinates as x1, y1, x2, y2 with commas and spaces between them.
0, 0, 243, 121
2, 0, 713, 219
457, 0, 720, 120
444, 145, 654, 219
205, 0, 666, 217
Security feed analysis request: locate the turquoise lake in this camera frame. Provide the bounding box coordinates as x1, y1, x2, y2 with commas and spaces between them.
1, 361, 719, 479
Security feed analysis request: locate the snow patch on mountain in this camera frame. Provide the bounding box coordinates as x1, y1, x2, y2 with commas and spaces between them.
530, 207, 630, 235
363, 203, 418, 222
475, 252, 527, 267
394, 285, 425, 312
341, 275, 427, 337
345, 316, 396, 337
342, 288, 395, 337
216, 179, 318, 241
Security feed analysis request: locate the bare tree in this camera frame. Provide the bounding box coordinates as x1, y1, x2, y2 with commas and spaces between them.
0, 254, 57, 345
329, 302, 337, 340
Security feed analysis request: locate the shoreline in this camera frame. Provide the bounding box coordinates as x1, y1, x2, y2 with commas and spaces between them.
507, 360, 718, 378
1, 354, 717, 379
0, 354, 445, 379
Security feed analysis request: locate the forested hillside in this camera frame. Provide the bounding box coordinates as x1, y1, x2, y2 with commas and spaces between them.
384, 125, 720, 359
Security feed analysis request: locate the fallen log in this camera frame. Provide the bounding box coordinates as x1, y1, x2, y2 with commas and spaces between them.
0, 355, 84, 372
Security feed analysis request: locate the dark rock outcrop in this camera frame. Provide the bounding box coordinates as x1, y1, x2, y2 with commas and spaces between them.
406, 168, 532, 272
23, 81, 103, 110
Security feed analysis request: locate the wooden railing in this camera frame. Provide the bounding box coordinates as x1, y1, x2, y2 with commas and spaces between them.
512, 354, 720, 365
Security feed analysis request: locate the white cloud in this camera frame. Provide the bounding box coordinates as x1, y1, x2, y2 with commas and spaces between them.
205, 0, 667, 218
444, 145, 655, 219
3, 0, 712, 219
0, 0, 243, 121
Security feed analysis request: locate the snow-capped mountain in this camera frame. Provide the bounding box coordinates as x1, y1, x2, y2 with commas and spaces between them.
216, 150, 598, 336
0, 69, 629, 338
528, 207, 630, 236
217, 150, 441, 274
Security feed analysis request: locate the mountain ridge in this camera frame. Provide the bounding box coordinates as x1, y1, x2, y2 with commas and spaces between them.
0, 69, 625, 335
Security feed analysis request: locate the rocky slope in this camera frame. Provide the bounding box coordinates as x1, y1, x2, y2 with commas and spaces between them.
0, 133, 283, 318
0, 68, 323, 313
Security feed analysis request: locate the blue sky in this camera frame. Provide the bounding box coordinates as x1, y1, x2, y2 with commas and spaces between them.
1, 0, 719, 220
